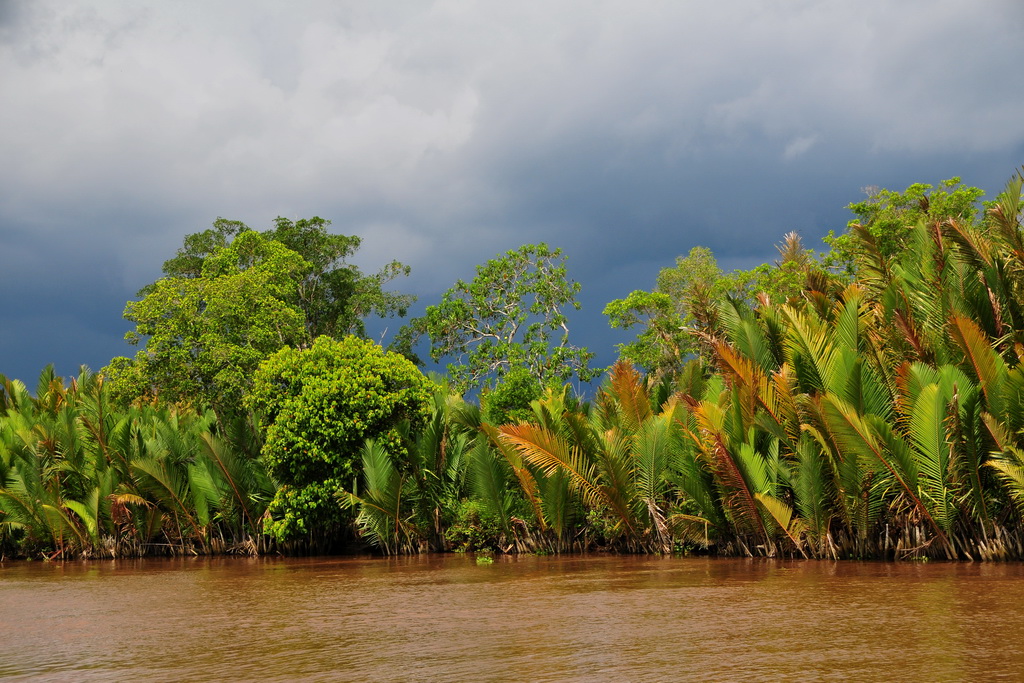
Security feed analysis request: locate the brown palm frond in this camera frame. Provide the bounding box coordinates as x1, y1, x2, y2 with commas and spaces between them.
607, 360, 651, 433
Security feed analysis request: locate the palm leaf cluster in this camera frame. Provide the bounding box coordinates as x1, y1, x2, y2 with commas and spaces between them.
346, 170, 1024, 559
343, 364, 693, 554
664, 170, 1024, 559
0, 368, 274, 559
343, 379, 477, 554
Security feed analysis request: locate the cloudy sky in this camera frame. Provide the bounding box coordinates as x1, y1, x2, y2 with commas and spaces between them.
2, 0, 1024, 383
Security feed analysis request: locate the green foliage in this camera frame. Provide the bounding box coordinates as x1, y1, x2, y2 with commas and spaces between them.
466, 437, 516, 539
822, 177, 986, 278
605, 241, 818, 377
402, 385, 474, 549
443, 499, 508, 553
158, 218, 249, 280
0, 367, 274, 559
344, 438, 415, 555
265, 217, 414, 339
18, 169, 1024, 562
248, 335, 433, 544
264, 479, 346, 544
110, 216, 416, 413
110, 231, 309, 412
494, 362, 687, 553
412, 243, 597, 392
482, 366, 543, 425
604, 289, 684, 375
160, 216, 415, 339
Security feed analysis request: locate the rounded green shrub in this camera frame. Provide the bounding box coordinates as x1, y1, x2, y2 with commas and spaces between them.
248, 335, 433, 544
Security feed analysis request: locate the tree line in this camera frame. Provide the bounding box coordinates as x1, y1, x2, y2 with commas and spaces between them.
3, 172, 1024, 560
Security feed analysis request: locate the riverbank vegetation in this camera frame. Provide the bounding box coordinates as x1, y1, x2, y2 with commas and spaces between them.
4, 172, 1024, 561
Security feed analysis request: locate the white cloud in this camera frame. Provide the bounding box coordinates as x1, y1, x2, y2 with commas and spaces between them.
783, 134, 820, 160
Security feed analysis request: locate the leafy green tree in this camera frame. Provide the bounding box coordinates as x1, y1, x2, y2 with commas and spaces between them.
108, 231, 308, 412
822, 177, 986, 278
605, 237, 823, 378
246, 335, 433, 545
157, 217, 249, 280
482, 366, 544, 425
111, 215, 416, 412
412, 243, 598, 392
158, 216, 414, 339
603, 289, 683, 376
604, 246, 741, 376
266, 217, 414, 338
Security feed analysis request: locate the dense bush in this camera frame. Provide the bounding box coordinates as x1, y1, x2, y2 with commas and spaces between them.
247, 335, 433, 546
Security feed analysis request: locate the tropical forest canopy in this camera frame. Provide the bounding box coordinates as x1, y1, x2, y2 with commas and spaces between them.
4, 170, 1024, 561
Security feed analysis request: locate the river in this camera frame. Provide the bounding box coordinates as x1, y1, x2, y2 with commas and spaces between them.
2, 554, 1022, 681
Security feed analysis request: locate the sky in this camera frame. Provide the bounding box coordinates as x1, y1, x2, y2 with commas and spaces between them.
2, 0, 1024, 384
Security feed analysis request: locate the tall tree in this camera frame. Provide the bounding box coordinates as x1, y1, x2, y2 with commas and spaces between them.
110, 216, 416, 411
107, 231, 308, 412
157, 216, 414, 339
410, 243, 597, 393
605, 235, 826, 379
604, 246, 721, 376
265, 217, 414, 339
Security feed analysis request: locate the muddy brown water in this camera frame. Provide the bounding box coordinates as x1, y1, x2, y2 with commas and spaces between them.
2, 554, 1023, 681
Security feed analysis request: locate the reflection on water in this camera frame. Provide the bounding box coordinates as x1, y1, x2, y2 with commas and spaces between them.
2, 554, 1023, 681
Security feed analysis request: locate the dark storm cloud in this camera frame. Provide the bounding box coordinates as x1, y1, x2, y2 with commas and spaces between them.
0, 0, 21, 27
2, 1, 1024, 381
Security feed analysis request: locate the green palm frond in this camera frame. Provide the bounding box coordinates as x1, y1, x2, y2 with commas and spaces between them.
346, 439, 414, 554
782, 307, 839, 395
633, 410, 674, 505
500, 423, 604, 510
480, 422, 546, 529
755, 492, 807, 556
468, 438, 513, 534
791, 433, 833, 549
719, 299, 780, 375
906, 383, 957, 534
949, 314, 1006, 416
689, 401, 769, 543
593, 428, 641, 538
821, 394, 951, 552
198, 432, 273, 537
131, 455, 203, 547
538, 468, 574, 543
64, 489, 101, 545
989, 447, 1024, 515
607, 361, 651, 433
